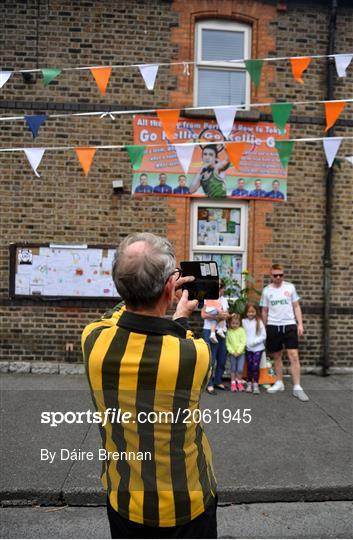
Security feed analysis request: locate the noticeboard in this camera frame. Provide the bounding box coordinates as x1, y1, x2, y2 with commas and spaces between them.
9, 243, 119, 300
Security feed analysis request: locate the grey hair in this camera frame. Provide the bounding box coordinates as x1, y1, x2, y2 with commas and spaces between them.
112, 233, 176, 309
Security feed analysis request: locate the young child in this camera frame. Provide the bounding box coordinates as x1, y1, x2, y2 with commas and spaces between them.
226, 313, 247, 392
242, 303, 266, 394
204, 299, 226, 343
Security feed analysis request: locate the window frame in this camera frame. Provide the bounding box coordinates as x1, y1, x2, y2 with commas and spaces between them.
193, 19, 251, 109
190, 199, 248, 281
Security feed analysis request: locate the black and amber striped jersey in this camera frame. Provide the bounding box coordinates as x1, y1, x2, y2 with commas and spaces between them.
82, 305, 217, 527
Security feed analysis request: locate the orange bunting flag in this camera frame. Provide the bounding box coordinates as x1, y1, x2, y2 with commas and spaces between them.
156, 109, 180, 142
90, 67, 112, 96
75, 147, 97, 176
225, 142, 246, 170
324, 101, 346, 132
290, 57, 312, 84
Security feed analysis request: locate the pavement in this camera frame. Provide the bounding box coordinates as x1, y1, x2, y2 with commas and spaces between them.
1, 373, 352, 508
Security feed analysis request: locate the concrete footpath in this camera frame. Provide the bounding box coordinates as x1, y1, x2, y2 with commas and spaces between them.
0, 373, 352, 507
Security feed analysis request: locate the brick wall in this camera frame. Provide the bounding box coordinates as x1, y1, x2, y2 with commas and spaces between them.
1, 0, 352, 368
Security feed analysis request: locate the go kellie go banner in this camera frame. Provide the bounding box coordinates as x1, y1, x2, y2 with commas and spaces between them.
131, 115, 289, 201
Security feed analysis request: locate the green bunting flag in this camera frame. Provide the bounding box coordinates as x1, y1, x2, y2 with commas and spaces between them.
271, 103, 293, 134
126, 145, 145, 170
275, 140, 294, 169
41, 68, 62, 86
244, 60, 263, 88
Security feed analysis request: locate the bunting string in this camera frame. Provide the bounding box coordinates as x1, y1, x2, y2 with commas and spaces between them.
0, 136, 352, 153
1, 136, 352, 176
0, 98, 352, 123
7, 52, 353, 74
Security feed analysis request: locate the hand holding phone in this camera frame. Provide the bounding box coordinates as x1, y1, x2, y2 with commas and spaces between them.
180, 261, 219, 302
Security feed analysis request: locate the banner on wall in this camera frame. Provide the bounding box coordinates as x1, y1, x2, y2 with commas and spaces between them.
132, 115, 289, 200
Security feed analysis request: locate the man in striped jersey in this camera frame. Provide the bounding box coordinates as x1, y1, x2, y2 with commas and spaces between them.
82, 233, 217, 538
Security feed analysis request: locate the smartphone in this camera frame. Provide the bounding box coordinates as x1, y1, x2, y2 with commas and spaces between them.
180, 261, 219, 302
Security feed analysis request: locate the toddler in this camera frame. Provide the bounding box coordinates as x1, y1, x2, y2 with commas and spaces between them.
226, 314, 246, 392
242, 303, 266, 394
204, 299, 226, 344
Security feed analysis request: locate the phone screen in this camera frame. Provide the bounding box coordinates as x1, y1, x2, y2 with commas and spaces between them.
180, 261, 219, 302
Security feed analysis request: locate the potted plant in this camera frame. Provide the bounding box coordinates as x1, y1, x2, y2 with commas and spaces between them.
223, 270, 261, 315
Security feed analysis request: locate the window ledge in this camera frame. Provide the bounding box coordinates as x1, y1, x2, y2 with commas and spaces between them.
183, 108, 260, 122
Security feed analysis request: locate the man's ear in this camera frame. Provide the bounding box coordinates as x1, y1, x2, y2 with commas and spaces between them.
164, 276, 174, 302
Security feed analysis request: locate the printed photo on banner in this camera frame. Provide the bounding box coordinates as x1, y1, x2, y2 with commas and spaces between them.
131, 115, 289, 200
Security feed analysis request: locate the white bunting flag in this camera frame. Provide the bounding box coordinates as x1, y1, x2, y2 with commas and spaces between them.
323, 138, 342, 168
344, 155, 353, 165
214, 106, 238, 139
334, 54, 353, 78
0, 71, 12, 89
24, 148, 45, 177
138, 64, 159, 91
174, 143, 195, 174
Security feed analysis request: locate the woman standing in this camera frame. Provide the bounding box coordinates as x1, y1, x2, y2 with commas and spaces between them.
201, 280, 231, 394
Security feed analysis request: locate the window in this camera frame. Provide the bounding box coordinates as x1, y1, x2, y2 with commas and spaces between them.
194, 20, 251, 108
190, 200, 248, 283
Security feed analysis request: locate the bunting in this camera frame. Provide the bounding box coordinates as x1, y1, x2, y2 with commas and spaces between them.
290, 57, 311, 84
271, 103, 293, 134
42, 68, 62, 87
24, 148, 45, 177
0, 71, 12, 89
24, 115, 48, 138
324, 101, 346, 131
275, 140, 294, 169
138, 64, 159, 91
225, 142, 247, 170
90, 67, 112, 96
334, 54, 353, 78
244, 59, 263, 88
156, 109, 180, 142
174, 144, 195, 174
214, 106, 238, 138
75, 147, 97, 176
126, 145, 145, 170
323, 138, 342, 168
344, 156, 353, 165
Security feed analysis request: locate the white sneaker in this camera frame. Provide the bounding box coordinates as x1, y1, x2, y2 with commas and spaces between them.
210, 332, 218, 344
267, 380, 285, 393
246, 382, 252, 393
253, 383, 260, 395
293, 388, 309, 401
216, 328, 226, 339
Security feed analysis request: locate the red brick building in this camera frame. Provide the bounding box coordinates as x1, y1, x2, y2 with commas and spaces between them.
1, 0, 352, 370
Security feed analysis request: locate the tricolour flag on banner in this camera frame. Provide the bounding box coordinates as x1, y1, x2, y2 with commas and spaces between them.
24, 148, 45, 177
323, 138, 342, 168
